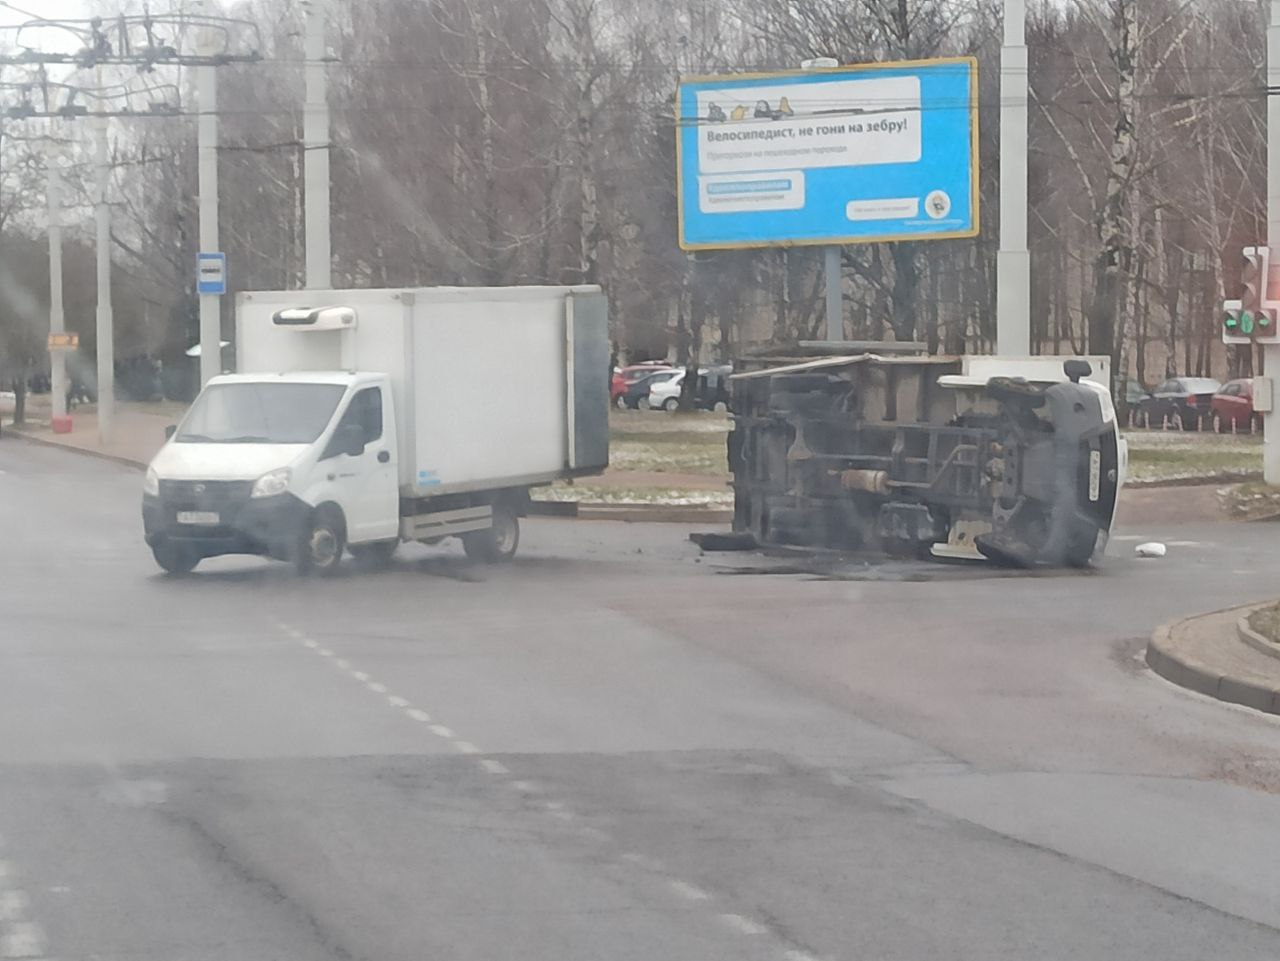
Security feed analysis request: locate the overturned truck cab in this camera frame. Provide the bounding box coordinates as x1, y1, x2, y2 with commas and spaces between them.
728, 353, 1127, 567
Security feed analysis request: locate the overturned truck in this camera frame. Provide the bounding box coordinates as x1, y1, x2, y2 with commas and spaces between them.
728, 352, 1127, 567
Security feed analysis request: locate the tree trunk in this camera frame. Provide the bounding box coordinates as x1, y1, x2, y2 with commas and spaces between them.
889, 243, 919, 342
12, 377, 26, 427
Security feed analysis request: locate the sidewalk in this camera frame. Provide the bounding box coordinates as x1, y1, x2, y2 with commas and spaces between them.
1147, 603, 1280, 715
7, 403, 171, 469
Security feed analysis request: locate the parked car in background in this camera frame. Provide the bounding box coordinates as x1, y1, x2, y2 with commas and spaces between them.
621, 368, 680, 409
1210, 379, 1259, 433
648, 365, 735, 412
612, 362, 673, 406
1136, 376, 1221, 430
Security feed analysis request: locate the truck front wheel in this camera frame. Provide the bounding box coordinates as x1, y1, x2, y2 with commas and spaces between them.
152, 541, 200, 576
295, 506, 346, 576
462, 505, 519, 563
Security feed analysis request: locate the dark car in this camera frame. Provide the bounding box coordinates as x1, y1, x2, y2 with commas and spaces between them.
1137, 376, 1221, 430
621, 368, 680, 409
1210, 378, 1260, 433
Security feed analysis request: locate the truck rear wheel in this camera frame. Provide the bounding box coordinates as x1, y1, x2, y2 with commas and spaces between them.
152, 541, 200, 576
462, 505, 519, 563
295, 506, 346, 576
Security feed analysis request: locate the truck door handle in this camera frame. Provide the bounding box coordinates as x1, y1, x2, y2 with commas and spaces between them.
377, 450, 390, 463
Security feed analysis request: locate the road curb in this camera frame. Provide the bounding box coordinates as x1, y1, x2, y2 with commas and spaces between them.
1146, 604, 1280, 715
1236, 612, 1280, 662
6, 429, 146, 472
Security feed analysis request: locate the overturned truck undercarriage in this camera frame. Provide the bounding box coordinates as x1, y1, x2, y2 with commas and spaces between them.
728, 353, 1125, 567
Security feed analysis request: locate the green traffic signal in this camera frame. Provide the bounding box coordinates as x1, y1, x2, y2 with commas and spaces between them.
1225, 311, 1239, 331
1261, 311, 1273, 330
1241, 310, 1256, 335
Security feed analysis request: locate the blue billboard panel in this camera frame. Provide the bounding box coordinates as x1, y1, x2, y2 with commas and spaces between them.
677, 58, 978, 250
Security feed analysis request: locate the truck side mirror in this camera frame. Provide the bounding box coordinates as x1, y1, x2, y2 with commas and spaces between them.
164, 424, 177, 440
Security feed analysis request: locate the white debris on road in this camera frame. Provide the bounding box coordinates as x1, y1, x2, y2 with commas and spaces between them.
1135, 542, 1168, 558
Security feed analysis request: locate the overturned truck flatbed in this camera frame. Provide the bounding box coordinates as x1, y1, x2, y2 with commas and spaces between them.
727, 353, 1127, 567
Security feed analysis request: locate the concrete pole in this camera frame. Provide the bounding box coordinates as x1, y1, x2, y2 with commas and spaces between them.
1266, 0, 1280, 484
304, 0, 331, 289
802, 57, 841, 342
197, 61, 221, 385
996, 0, 1031, 357
46, 141, 66, 421
94, 112, 114, 445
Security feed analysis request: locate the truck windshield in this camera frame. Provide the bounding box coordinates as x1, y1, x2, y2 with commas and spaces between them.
176, 382, 346, 444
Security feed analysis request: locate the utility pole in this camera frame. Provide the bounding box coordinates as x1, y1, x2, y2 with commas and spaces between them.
197, 58, 221, 385
1266, 0, 1280, 483
46, 139, 66, 422
801, 57, 841, 343
304, 0, 331, 289
94, 108, 114, 445
997, 0, 1031, 357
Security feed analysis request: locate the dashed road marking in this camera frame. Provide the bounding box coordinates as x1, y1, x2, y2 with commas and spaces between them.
479, 759, 509, 775
668, 879, 711, 901
317, 647, 334, 658
428, 724, 456, 739
718, 913, 767, 935
452, 741, 481, 755
621, 851, 664, 872
827, 772, 854, 787
387, 695, 409, 708
352, 671, 370, 682
334, 658, 351, 670
0, 891, 30, 922
511, 780, 540, 794
366, 682, 388, 694
302, 639, 318, 650
0, 920, 47, 958
405, 708, 432, 723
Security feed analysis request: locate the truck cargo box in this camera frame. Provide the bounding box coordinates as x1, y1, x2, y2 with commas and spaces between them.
236, 286, 609, 497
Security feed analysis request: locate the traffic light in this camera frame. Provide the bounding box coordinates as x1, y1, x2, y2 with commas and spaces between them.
1224, 246, 1278, 344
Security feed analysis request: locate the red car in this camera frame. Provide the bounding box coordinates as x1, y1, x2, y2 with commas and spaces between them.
611, 362, 674, 406
1210, 378, 1260, 433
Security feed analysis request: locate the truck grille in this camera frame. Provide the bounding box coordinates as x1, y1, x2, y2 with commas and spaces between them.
158, 479, 254, 508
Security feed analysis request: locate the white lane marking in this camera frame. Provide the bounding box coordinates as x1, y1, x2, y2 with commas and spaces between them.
387, 695, 409, 708
621, 851, 664, 872
317, 648, 334, 658
405, 708, 432, 723
366, 682, 388, 694
668, 879, 711, 901
0, 889, 31, 921
334, 658, 351, 671
479, 759, 509, 775
784, 951, 822, 961
427, 724, 456, 739
452, 741, 481, 755
827, 772, 854, 787
0, 920, 47, 958
550, 810, 575, 821
302, 639, 318, 650
0, 861, 10, 882
1111, 534, 1143, 542
544, 801, 565, 811
352, 671, 370, 682
1166, 540, 1201, 548
718, 913, 767, 935
579, 826, 611, 843
511, 780, 540, 794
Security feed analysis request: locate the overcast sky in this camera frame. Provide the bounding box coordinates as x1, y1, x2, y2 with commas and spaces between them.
0, 0, 91, 26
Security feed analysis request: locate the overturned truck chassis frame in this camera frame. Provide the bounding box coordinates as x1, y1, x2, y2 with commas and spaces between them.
728, 355, 1122, 567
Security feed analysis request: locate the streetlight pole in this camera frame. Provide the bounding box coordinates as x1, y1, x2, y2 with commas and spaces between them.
801, 56, 841, 343
197, 58, 220, 386
1266, 0, 1280, 483
997, 0, 1030, 357
93, 110, 114, 445
46, 139, 66, 422
303, 0, 331, 290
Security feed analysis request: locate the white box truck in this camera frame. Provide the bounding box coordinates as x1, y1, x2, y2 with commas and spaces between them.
142, 286, 609, 575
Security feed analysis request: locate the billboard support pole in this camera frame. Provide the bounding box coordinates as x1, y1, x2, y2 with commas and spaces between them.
997, 0, 1031, 357
802, 58, 843, 344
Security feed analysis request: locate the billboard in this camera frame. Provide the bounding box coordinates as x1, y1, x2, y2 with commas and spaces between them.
676, 58, 978, 250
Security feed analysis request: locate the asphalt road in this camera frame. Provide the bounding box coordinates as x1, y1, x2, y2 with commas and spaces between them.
3, 438, 1280, 961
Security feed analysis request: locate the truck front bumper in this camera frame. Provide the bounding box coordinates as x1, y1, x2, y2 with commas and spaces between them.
143, 486, 310, 559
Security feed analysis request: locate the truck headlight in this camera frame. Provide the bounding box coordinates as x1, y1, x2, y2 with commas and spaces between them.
251, 467, 291, 498
143, 466, 160, 497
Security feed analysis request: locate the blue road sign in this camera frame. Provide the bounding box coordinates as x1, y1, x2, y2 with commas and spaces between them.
197, 252, 227, 295
677, 58, 978, 250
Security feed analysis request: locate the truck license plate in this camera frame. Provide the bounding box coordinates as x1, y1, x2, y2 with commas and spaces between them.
177, 510, 220, 525
1088, 450, 1101, 502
